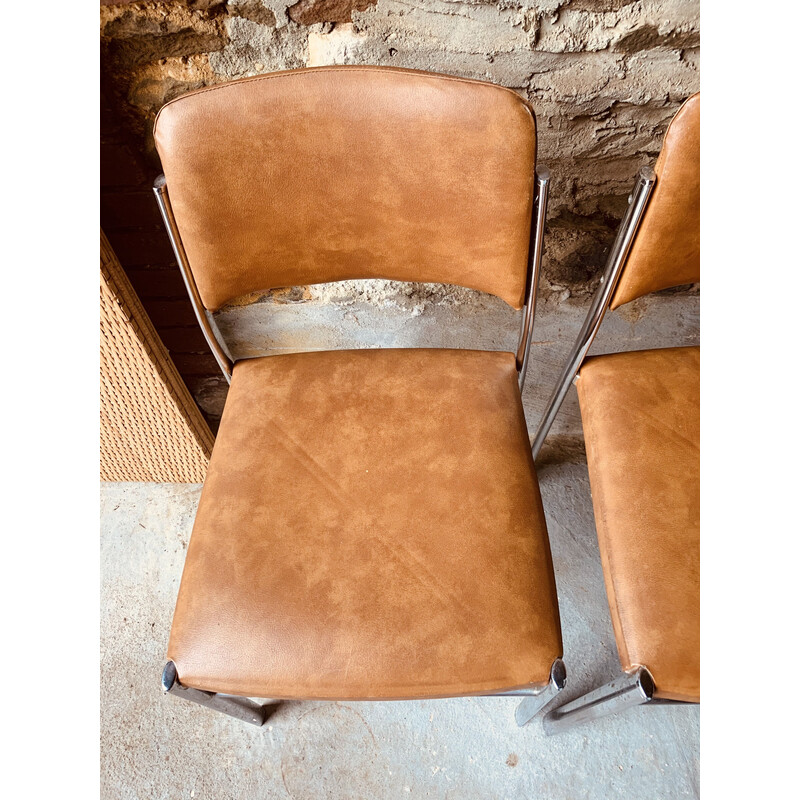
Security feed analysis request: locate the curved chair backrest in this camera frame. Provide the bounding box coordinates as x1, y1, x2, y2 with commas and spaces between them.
610, 92, 700, 309
154, 66, 538, 313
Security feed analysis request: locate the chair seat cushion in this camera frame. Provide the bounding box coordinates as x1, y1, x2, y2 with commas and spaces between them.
168, 348, 562, 699
577, 346, 699, 702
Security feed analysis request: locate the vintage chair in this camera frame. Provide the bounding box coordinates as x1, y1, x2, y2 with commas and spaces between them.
152, 66, 567, 728
531, 93, 700, 733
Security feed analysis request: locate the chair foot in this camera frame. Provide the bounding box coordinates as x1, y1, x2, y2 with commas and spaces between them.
543, 666, 655, 736
161, 662, 281, 727
509, 658, 567, 727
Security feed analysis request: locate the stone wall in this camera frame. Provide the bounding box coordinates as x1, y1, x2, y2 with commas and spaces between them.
100, 0, 700, 438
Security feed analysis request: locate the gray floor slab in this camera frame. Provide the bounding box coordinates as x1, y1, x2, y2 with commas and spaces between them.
100, 460, 698, 799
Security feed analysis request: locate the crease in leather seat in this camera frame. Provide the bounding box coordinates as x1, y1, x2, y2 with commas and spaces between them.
155, 66, 563, 702
575, 93, 700, 703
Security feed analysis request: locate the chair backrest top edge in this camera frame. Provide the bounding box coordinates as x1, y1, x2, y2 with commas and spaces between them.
154, 65, 534, 136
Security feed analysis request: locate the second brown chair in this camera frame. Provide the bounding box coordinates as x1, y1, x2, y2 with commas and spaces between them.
532, 93, 700, 733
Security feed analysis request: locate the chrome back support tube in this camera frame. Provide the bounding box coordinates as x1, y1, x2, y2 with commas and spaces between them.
153, 175, 233, 384
516, 167, 551, 391
530, 166, 656, 460
543, 666, 654, 735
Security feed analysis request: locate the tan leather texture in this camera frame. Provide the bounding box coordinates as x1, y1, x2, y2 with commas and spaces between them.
154, 66, 537, 312
577, 347, 699, 701
168, 348, 562, 699
610, 93, 700, 309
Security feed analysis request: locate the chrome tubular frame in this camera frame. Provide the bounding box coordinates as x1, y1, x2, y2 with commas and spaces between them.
542, 666, 655, 735
516, 167, 551, 391
162, 661, 280, 727
529, 166, 657, 460
153, 175, 234, 384
161, 658, 565, 727
498, 657, 567, 726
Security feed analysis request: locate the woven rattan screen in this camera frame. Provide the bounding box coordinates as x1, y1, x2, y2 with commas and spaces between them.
100, 230, 214, 481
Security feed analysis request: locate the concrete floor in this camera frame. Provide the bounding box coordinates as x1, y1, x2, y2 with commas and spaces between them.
100, 457, 699, 799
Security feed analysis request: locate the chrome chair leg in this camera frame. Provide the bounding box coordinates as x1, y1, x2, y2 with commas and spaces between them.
161, 662, 281, 727
162, 658, 567, 728
495, 658, 567, 726
542, 666, 654, 735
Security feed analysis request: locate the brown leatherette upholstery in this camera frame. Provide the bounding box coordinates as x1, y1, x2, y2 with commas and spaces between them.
610, 93, 700, 309
153, 66, 537, 312
168, 348, 563, 698
577, 346, 699, 701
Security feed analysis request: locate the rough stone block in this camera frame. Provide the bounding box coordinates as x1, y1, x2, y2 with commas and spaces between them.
288, 0, 377, 26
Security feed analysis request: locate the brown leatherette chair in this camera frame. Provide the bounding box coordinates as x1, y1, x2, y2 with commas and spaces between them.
529, 93, 699, 733
152, 66, 567, 728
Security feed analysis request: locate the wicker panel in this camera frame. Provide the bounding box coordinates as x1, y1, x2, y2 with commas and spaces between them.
101, 230, 214, 482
